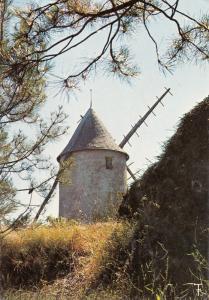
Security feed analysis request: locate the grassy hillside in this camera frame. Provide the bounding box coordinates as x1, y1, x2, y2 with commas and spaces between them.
1, 220, 136, 299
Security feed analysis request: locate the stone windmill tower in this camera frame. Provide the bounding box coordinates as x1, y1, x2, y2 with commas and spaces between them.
33, 88, 170, 222
57, 107, 129, 221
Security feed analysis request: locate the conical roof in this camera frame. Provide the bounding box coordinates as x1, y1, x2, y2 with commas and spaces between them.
57, 108, 128, 161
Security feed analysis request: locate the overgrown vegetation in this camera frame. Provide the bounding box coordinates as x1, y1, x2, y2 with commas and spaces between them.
1, 220, 136, 298
119, 95, 209, 296
2, 222, 209, 299
2, 220, 209, 299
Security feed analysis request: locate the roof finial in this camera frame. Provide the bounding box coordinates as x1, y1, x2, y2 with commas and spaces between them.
90, 89, 93, 108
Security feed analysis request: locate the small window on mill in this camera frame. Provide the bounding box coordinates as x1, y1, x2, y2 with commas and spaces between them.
105, 157, 113, 169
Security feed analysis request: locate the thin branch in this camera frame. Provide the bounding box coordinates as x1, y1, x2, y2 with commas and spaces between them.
0, 193, 32, 235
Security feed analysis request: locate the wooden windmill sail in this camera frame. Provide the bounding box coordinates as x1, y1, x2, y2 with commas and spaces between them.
119, 88, 172, 180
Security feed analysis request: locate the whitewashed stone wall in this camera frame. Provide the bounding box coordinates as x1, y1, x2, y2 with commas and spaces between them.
59, 149, 127, 221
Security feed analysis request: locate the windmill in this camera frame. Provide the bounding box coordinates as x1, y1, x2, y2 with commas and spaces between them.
34, 87, 172, 221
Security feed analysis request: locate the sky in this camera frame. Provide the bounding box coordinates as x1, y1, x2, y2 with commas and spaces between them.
13, 0, 209, 218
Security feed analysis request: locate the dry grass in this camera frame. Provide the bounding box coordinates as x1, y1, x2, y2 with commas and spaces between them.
2, 220, 208, 299
1, 220, 133, 299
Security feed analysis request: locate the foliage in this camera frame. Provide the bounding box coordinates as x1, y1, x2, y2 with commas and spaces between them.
3, 0, 209, 89
0, 0, 69, 228
119, 95, 209, 292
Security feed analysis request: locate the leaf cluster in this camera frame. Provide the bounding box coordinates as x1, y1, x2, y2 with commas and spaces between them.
0, 1, 69, 228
